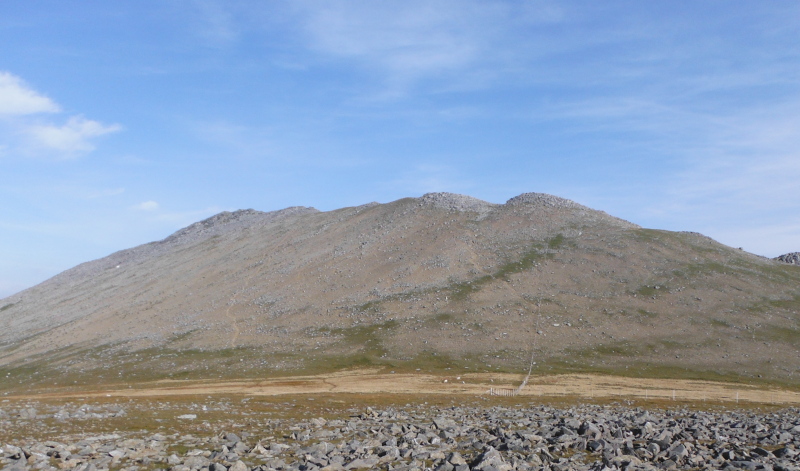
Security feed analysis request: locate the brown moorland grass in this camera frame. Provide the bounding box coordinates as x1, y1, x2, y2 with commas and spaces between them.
7, 370, 800, 406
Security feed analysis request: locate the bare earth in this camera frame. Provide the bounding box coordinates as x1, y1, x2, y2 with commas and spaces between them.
20, 370, 800, 405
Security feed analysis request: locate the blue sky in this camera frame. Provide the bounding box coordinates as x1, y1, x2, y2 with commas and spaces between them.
1, 1, 799, 298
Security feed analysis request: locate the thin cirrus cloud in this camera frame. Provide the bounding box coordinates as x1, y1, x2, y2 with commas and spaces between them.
190, 0, 239, 45
132, 201, 160, 211
289, 0, 528, 93
24, 116, 121, 155
0, 71, 120, 157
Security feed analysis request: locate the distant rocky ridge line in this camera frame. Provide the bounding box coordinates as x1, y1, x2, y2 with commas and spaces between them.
31, 206, 321, 294
163, 206, 320, 244
417, 191, 588, 213
167, 192, 593, 245
506, 192, 586, 209
775, 252, 800, 265
7, 192, 586, 299
418, 192, 498, 213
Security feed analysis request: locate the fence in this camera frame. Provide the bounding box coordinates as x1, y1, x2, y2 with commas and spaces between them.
488, 387, 518, 397
482, 380, 800, 405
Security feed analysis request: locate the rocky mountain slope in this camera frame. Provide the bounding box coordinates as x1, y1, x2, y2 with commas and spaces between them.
1, 192, 799, 390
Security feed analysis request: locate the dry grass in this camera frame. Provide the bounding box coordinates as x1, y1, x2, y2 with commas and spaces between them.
7, 370, 800, 407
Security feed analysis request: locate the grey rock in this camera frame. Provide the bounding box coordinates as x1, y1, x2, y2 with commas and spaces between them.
775, 253, 800, 265
506, 192, 585, 209
229, 461, 248, 471
343, 457, 378, 470
419, 193, 496, 214
184, 456, 211, 470
433, 463, 454, 471
2, 401, 799, 471
752, 447, 773, 458
447, 452, 467, 466
667, 443, 688, 462
730, 461, 758, 471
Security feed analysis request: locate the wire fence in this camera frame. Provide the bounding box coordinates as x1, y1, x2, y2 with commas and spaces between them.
483, 382, 799, 404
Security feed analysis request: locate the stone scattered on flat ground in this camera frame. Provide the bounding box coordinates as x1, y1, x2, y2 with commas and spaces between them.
1, 398, 798, 471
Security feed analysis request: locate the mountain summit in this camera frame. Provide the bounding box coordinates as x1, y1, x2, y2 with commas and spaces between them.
1, 192, 798, 390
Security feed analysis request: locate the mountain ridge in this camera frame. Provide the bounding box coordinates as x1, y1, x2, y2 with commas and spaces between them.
1, 191, 798, 392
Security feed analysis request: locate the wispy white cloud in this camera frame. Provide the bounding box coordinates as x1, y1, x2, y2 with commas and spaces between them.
188, 119, 283, 162
299, 1, 475, 69
290, 0, 560, 96
516, 8, 800, 256
665, 108, 800, 216
132, 200, 160, 211
23, 115, 121, 156
0, 72, 60, 116
188, 0, 239, 45
555, 92, 800, 255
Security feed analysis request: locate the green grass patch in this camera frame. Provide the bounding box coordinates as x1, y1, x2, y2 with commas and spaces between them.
731, 258, 800, 284
347, 234, 568, 308
768, 293, 800, 310
634, 285, 669, 297
674, 261, 730, 279
636, 309, 658, 318
327, 319, 398, 352
569, 341, 640, 358
0, 303, 15, 312
632, 229, 718, 255
433, 312, 454, 322
169, 330, 197, 343
449, 274, 494, 301
355, 299, 382, 313
740, 293, 800, 317
548, 234, 565, 249
449, 235, 564, 301
758, 325, 800, 343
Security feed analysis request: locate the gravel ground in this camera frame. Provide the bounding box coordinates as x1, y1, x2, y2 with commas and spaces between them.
1, 398, 798, 471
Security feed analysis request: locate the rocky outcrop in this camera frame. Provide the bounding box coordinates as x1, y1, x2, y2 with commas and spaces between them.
776, 252, 800, 265
505, 192, 585, 209
418, 192, 497, 213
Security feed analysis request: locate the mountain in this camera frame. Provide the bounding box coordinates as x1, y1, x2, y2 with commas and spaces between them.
1, 192, 799, 391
